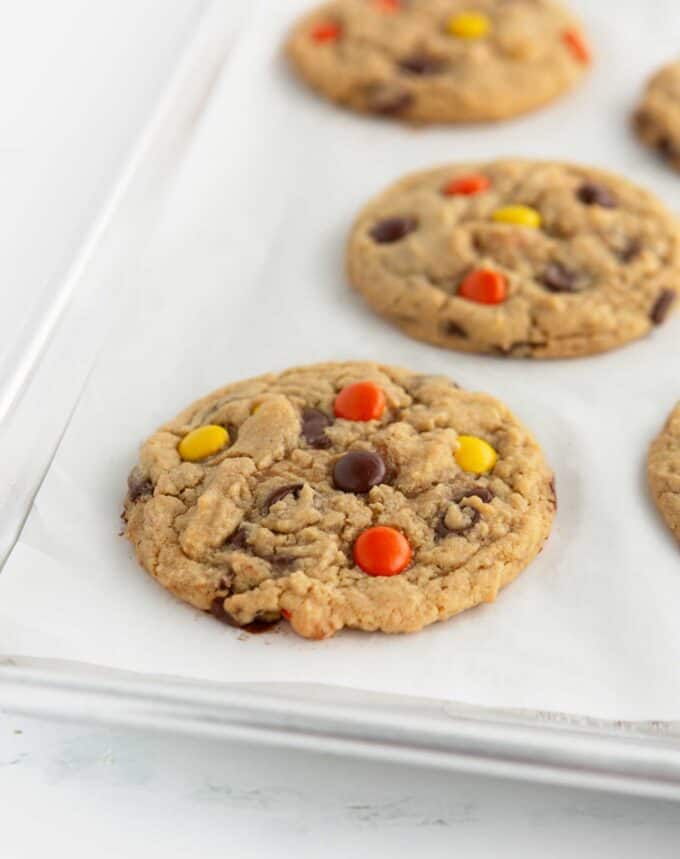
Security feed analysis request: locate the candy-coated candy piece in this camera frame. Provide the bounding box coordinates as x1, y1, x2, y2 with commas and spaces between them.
492, 205, 542, 229
455, 436, 498, 474
334, 381, 386, 422
562, 28, 590, 64
374, 0, 401, 11
311, 21, 342, 43
447, 12, 490, 39
443, 174, 491, 196
459, 268, 508, 305
178, 425, 229, 462
354, 526, 412, 576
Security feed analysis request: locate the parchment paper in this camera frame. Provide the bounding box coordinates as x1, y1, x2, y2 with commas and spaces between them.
2, 0, 680, 720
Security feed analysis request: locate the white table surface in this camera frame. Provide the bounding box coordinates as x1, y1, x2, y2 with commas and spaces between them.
2, 2, 680, 855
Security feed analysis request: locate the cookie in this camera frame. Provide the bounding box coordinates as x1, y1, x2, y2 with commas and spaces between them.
286, 0, 590, 124
634, 61, 680, 171
648, 402, 680, 544
347, 159, 680, 358
124, 362, 555, 639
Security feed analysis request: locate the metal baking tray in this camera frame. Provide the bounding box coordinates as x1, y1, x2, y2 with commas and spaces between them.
2, 0, 680, 801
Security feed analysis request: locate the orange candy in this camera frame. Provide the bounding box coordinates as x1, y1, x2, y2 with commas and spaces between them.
443, 174, 491, 196
374, 0, 401, 11
562, 29, 590, 64
354, 527, 412, 577
334, 381, 386, 422
311, 21, 342, 43
459, 268, 508, 305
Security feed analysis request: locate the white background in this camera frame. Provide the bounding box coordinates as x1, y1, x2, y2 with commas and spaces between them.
2, 1, 680, 855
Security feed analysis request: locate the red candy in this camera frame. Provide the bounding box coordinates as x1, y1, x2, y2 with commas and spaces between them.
334, 381, 386, 422
354, 527, 412, 577
311, 21, 342, 43
459, 269, 508, 305
562, 29, 590, 64
374, 0, 401, 11
443, 174, 491, 196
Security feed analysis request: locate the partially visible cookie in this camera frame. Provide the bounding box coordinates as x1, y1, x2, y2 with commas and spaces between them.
648, 403, 680, 544
287, 0, 591, 124
346, 159, 680, 358
634, 61, 680, 171
124, 362, 555, 640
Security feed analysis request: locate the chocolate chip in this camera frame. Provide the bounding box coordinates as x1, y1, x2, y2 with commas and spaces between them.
127, 468, 153, 501
577, 182, 617, 208
264, 483, 304, 512
333, 451, 387, 493
619, 238, 641, 263
541, 262, 578, 293
370, 216, 418, 244
301, 408, 332, 449
366, 82, 414, 115
650, 289, 676, 325
443, 320, 468, 339
399, 55, 445, 75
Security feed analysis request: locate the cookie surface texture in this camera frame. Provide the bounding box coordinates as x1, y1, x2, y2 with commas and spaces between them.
124, 362, 556, 639
287, 0, 590, 124
634, 60, 680, 171
347, 160, 680, 358
648, 402, 680, 544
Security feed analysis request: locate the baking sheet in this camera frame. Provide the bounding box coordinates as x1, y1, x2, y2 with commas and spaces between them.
2, 0, 680, 721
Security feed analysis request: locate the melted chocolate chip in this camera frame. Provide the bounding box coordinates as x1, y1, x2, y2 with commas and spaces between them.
370, 216, 418, 244
619, 238, 641, 263
399, 55, 445, 75
301, 408, 332, 449
657, 136, 677, 158
443, 320, 468, 339
333, 451, 386, 493
127, 468, 153, 501
650, 289, 676, 325
226, 527, 249, 550
264, 483, 304, 512
455, 486, 494, 504
210, 599, 279, 634
436, 508, 481, 538
577, 182, 617, 208
210, 598, 239, 627
366, 82, 414, 115
541, 262, 578, 293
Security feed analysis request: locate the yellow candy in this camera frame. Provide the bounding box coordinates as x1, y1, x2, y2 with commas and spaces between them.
455, 436, 498, 474
492, 205, 542, 229
178, 425, 229, 462
447, 11, 490, 39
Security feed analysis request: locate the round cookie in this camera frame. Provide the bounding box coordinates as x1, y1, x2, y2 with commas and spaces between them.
124, 362, 556, 640
648, 402, 680, 544
286, 0, 591, 124
634, 60, 680, 171
347, 159, 680, 358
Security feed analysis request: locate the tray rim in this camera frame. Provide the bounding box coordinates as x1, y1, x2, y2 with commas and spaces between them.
2, 0, 679, 801
2, 656, 680, 801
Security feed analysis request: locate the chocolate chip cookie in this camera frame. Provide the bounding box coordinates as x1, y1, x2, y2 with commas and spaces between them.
648, 402, 680, 544
286, 0, 590, 124
124, 362, 555, 639
634, 60, 680, 171
347, 159, 680, 358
